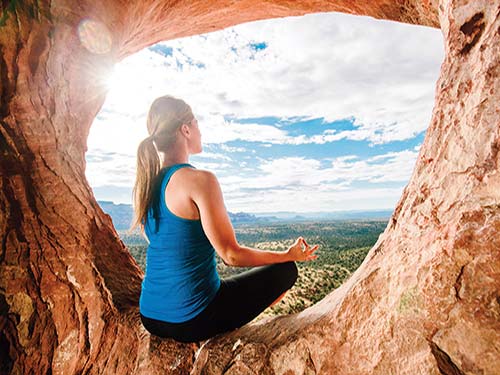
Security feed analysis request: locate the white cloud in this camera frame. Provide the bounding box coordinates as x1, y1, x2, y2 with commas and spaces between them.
87, 115, 147, 155
86, 148, 136, 187
218, 149, 417, 188
153, 12, 443, 144
93, 11, 443, 148
224, 185, 404, 213
86, 11, 442, 211
197, 114, 290, 144
327, 150, 419, 183
194, 151, 232, 161
219, 144, 248, 153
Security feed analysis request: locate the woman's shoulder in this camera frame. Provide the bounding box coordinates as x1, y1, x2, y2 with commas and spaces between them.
184, 165, 216, 179
176, 167, 220, 197
174, 165, 218, 186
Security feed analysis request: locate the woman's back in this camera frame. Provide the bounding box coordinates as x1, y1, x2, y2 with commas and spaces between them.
139, 163, 221, 323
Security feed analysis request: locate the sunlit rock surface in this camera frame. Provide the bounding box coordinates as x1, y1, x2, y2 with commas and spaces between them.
0, 0, 498, 374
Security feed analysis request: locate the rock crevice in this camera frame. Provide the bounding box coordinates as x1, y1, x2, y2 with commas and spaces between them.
0, 0, 499, 374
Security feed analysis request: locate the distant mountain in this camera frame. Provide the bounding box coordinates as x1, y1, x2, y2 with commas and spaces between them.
97, 201, 273, 230
98, 201, 134, 230
229, 211, 274, 223
253, 210, 393, 221
97, 201, 392, 230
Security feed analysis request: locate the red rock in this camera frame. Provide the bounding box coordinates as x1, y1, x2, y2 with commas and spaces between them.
0, 1, 498, 374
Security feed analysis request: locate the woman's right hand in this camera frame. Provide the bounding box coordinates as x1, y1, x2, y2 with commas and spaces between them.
286, 237, 319, 262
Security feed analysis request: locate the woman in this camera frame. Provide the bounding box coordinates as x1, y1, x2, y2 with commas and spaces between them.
130, 95, 319, 343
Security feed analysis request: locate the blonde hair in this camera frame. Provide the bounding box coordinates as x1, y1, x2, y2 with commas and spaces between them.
129, 95, 194, 234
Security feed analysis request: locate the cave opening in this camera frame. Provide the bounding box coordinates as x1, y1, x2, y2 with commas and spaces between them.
85, 11, 444, 321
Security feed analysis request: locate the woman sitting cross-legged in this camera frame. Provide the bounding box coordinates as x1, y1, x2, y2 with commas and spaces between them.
130, 94, 320, 343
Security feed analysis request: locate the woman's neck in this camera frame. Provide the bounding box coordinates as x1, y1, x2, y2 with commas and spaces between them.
162, 155, 189, 168
161, 140, 190, 168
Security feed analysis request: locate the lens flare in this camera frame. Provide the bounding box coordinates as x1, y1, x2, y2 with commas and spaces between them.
77, 18, 112, 54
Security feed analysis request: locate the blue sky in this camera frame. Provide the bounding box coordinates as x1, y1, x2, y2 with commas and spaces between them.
86, 12, 444, 213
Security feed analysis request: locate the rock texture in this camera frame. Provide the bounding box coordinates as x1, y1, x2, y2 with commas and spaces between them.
0, 0, 498, 374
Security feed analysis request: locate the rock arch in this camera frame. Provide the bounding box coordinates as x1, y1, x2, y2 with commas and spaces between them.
0, 1, 498, 374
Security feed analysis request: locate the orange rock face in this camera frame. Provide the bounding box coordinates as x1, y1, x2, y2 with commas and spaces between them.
0, 0, 498, 374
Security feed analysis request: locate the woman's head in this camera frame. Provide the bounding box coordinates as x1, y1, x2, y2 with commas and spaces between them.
129, 95, 200, 234
146, 95, 196, 151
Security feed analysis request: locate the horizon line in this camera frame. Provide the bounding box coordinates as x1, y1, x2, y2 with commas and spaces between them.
96, 199, 395, 214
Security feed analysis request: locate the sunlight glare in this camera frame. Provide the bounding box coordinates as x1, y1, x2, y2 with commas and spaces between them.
105, 61, 151, 115
78, 19, 112, 54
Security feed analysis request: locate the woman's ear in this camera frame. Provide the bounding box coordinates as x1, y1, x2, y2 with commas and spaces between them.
180, 123, 191, 137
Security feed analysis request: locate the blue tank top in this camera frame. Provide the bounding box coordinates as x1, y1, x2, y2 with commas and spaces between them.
139, 163, 221, 323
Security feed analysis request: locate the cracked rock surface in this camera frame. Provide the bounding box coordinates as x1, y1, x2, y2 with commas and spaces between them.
0, 0, 498, 374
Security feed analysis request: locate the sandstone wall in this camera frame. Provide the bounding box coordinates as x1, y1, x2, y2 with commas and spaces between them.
0, 1, 498, 374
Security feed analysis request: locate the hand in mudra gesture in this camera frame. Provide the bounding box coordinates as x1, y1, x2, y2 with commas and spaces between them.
286, 237, 319, 262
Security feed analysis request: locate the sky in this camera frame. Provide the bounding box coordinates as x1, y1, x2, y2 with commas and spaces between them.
85, 11, 444, 214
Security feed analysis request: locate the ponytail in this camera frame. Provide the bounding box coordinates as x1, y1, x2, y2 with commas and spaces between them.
129, 136, 160, 234
128, 94, 194, 236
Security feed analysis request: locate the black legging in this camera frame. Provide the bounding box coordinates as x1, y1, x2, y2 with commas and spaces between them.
140, 261, 298, 343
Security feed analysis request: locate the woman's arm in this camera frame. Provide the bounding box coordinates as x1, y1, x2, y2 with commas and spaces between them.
190, 170, 294, 267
